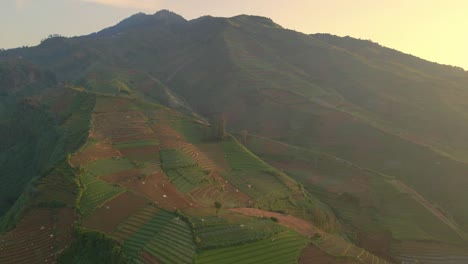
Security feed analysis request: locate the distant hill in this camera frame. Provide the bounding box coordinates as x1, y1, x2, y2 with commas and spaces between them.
0, 10, 467, 264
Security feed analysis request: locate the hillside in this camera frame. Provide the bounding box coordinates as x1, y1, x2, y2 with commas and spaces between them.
0, 10, 468, 264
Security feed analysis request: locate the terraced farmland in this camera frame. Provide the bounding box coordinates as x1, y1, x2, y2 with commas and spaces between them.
120, 210, 196, 263
85, 158, 135, 177
222, 139, 290, 198
0, 209, 74, 264
195, 230, 308, 264
160, 149, 210, 192
192, 216, 286, 249
79, 173, 126, 216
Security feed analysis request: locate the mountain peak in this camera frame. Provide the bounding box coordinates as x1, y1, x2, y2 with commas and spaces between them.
153, 10, 187, 23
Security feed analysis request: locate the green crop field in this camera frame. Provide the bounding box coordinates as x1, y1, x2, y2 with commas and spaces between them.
195, 230, 308, 264
192, 216, 286, 249
160, 149, 209, 192
113, 140, 159, 149
79, 173, 125, 216
222, 139, 290, 198
122, 210, 196, 263
85, 158, 135, 177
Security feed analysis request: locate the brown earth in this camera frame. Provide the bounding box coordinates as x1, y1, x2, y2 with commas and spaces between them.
123, 173, 195, 210
82, 192, 147, 234
230, 208, 322, 237
0, 208, 75, 264
299, 244, 360, 264
100, 168, 144, 184
70, 142, 122, 167
119, 146, 160, 162
140, 249, 161, 264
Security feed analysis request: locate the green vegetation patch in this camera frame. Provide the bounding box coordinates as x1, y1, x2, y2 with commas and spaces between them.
113, 139, 159, 149
123, 210, 196, 263
195, 230, 308, 264
85, 158, 134, 177
222, 139, 289, 198
58, 228, 128, 264
160, 149, 210, 193
192, 216, 286, 249
79, 173, 125, 216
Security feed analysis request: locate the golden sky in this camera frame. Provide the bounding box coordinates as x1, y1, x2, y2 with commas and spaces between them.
2, 0, 467, 69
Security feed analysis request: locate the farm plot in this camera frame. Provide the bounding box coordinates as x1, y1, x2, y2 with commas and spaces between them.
189, 169, 251, 208
113, 139, 159, 149
121, 210, 196, 264
79, 173, 125, 216
222, 140, 290, 198
101, 168, 144, 184
192, 216, 285, 249
123, 172, 194, 210
113, 205, 160, 240
119, 145, 160, 162
91, 111, 155, 143
70, 141, 122, 167
299, 244, 359, 264
85, 158, 134, 177
160, 149, 210, 193
230, 208, 393, 264
0, 208, 75, 264
195, 230, 308, 264
82, 192, 147, 233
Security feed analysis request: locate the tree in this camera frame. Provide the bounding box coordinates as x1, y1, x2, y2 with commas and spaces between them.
241, 129, 248, 145
213, 115, 226, 140
214, 201, 222, 216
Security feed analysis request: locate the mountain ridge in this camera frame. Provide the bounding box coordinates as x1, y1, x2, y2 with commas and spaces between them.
0, 10, 467, 264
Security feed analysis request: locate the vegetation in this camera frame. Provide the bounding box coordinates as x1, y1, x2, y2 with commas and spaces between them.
192, 216, 286, 249
58, 228, 128, 264
79, 173, 125, 216
122, 210, 196, 263
160, 149, 210, 192
195, 230, 308, 264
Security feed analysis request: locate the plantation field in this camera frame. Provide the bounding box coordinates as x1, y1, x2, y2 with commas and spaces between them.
222, 139, 290, 198
160, 149, 209, 192
119, 145, 160, 162
243, 135, 466, 245
100, 168, 143, 184
113, 139, 159, 149
123, 172, 195, 210
83, 192, 147, 233
71, 141, 122, 167
192, 216, 286, 249
113, 205, 160, 241
195, 230, 308, 264
0, 208, 74, 264
121, 210, 196, 263
85, 158, 135, 177
79, 173, 126, 216
299, 244, 359, 264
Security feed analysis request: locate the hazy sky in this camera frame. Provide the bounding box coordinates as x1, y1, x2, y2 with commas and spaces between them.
1, 0, 467, 69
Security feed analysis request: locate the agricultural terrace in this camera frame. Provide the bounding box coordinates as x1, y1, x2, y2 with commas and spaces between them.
222, 139, 290, 198
84, 158, 135, 177
191, 215, 286, 249
79, 173, 125, 216
195, 230, 308, 264
230, 208, 393, 264
160, 149, 210, 193
121, 210, 196, 264
0, 209, 74, 264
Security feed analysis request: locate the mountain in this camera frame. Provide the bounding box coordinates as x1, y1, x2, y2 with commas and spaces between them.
0, 11, 468, 264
